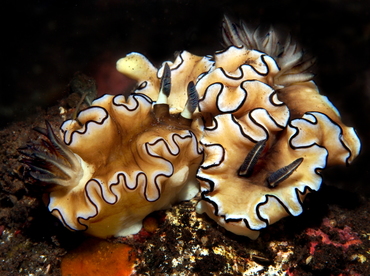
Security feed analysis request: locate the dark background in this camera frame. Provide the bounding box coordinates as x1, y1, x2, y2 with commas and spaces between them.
2, 0, 370, 194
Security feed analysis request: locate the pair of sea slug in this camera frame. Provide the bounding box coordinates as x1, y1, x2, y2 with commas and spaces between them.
21, 16, 361, 239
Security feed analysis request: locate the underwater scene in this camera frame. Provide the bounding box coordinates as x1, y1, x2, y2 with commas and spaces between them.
1, 1, 370, 275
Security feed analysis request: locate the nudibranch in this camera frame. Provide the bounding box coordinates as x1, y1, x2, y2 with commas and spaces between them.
194, 17, 360, 239
21, 16, 361, 240
21, 64, 203, 238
